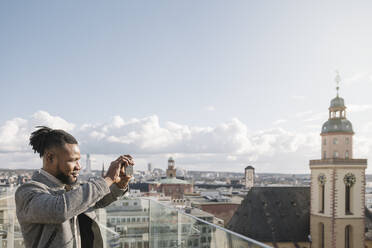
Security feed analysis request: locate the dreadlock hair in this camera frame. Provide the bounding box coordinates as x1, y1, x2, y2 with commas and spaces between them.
29, 126, 78, 157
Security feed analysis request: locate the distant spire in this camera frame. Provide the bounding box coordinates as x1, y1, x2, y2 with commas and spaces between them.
101, 163, 105, 177
335, 70, 341, 97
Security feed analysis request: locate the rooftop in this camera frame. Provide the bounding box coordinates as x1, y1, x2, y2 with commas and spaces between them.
228, 187, 310, 243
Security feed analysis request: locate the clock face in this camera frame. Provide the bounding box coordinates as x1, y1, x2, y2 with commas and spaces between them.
318, 173, 326, 185
344, 173, 356, 187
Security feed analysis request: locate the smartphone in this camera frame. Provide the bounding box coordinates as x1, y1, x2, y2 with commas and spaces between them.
125, 165, 133, 176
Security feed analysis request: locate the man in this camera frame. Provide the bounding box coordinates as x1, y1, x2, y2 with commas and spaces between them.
15, 126, 134, 248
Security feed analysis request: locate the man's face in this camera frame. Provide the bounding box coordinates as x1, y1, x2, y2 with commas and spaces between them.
54, 143, 81, 185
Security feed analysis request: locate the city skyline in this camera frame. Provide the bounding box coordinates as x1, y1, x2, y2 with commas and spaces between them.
1, 1, 372, 173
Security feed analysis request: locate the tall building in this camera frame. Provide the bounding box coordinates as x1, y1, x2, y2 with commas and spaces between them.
245, 165, 255, 189
228, 75, 372, 248
166, 157, 176, 178
309, 74, 368, 248
85, 153, 92, 174
147, 163, 152, 174
149, 157, 193, 199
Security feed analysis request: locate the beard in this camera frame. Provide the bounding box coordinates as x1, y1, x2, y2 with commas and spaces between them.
55, 168, 78, 186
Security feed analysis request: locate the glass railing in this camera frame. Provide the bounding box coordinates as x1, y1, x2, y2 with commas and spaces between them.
0, 188, 271, 248
0, 187, 24, 248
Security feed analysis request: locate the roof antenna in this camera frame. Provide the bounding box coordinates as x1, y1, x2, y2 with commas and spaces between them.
335, 70, 341, 97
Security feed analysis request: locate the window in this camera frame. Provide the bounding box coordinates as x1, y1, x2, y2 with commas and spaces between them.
345, 151, 349, 159
320, 184, 325, 213
345, 185, 351, 214
345, 225, 352, 248
193, 239, 199, 246
344, 173, 356, 214
334, 151, 339, 158
318, 174, 326, 213
333, 138, 338, 144
323, 138, 326, 145
319, 223, 325, 248
323, 151, 326, 159
346, 137, 350, 144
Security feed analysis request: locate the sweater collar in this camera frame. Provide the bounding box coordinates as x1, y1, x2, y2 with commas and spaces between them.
32, 169, 66, 189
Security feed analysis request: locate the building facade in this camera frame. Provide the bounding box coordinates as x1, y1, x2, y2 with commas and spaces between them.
149, 157, 193, 199
245, 165, 255, 189
310, 83, 368, 248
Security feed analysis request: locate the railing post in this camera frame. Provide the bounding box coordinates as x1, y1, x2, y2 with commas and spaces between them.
7, 187, 14, 248
177, 211, 181, 248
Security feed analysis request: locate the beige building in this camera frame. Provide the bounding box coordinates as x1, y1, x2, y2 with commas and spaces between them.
245, 165, 255, 189
310, 85, 368, 248
149, 157, 193, 200
228, 78, 372, 248
166, 157, 176, 178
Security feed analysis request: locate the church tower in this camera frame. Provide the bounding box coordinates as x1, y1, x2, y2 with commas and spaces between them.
166, 157, 176, 178
310, 73, 367, 248
245, 165, 255, 189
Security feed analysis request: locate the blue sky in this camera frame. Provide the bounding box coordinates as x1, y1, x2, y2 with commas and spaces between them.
1, 1, 372, 173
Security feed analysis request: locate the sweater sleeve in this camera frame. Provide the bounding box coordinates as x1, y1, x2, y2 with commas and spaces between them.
15, 178, 110, 224
94, 183, 128, 209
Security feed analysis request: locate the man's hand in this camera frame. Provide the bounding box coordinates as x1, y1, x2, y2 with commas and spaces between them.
116, 155, 134, 189
104, 155, 134, 187
116, 172, 132, 189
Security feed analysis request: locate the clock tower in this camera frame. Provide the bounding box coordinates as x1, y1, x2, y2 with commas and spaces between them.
309, 73, 367, 248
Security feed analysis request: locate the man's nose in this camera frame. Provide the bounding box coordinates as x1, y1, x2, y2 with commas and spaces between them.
75, 161, 81, 171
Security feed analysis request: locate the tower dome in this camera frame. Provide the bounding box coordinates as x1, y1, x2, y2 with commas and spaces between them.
320, 72, 354, 160
321, 95, 353, 135
321, 119, 353, 134
330, 96, 345, 108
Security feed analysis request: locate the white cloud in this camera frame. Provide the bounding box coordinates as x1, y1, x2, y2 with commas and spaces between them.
361, 122, 372, 133
1, 111, 371, 173
292, 95, 306, 100
342, 72, 372, 85
0, 111, 75, 153
303, 112, 328, 122
348, 104, 372, 113
295, 110, 313, 118
273, 119, 287, 125
344, 73, 367, 84
31, 111, 75, 131
204, 105, 216, 111
0, 118, 29, 152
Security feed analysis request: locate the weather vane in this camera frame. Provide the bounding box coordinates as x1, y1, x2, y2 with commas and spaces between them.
335, 70, 341, 97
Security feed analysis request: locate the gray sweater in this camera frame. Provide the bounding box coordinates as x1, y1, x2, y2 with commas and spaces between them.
15, 171, 127, 248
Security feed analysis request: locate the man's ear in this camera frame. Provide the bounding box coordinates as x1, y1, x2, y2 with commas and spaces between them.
45, 151, 55, 164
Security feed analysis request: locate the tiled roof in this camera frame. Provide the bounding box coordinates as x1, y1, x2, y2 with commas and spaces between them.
227, 187, 310, 243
